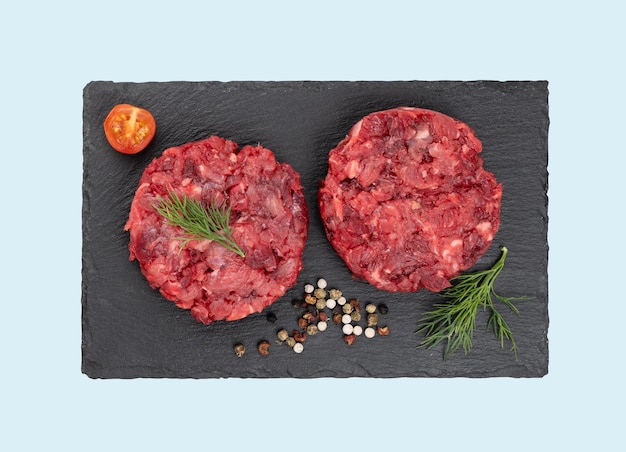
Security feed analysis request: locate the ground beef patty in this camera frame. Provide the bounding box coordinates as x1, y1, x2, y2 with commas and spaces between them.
125, 136, 308, 324
319, 107, 502, 292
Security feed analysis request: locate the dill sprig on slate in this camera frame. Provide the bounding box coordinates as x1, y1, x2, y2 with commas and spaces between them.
416, 246, 529, 360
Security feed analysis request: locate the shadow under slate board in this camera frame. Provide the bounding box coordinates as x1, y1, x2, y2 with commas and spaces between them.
81, 80, 549, 379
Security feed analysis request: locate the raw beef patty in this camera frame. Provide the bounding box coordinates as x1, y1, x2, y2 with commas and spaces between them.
318, 107, 502, 292
125, 136, 308, 324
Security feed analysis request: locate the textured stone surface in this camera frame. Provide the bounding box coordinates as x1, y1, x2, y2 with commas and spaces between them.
82, 80, 549, 379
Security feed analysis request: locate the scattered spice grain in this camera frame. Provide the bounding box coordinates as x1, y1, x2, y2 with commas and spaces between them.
234, 343, 246, 357
328, 289, 342, 300
293, 330, 307, 343
377, 326, 390, 336
257, 340, 270, 356
365, 303, 377, 314
277, 329, 289, 342
367, 313, 379, 327
266, 312, 277, 323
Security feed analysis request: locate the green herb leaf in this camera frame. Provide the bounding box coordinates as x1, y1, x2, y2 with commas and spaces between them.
416, 246, 530, 360
153, 188, 245, 257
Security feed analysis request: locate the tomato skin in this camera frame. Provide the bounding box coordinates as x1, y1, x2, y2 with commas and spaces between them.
104, 104, 156, 154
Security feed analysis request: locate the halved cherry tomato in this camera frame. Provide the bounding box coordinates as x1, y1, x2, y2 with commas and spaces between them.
104, 104, 156, 154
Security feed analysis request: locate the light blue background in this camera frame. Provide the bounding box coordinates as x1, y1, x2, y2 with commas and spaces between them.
1, 1, 623, 450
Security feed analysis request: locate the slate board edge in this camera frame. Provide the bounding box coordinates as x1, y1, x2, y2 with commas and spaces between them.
81, 80, 549, 379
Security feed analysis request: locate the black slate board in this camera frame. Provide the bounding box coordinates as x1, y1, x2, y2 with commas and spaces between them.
82, 80, 549, 379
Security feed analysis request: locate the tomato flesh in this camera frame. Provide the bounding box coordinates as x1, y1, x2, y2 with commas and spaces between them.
104, 104, 156, 154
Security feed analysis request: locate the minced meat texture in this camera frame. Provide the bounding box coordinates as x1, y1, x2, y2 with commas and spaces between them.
125, 136, 308, 324
318, 107, 502, 292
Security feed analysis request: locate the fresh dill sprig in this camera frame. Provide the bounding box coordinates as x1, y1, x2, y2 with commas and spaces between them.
153, 188, 245, 257
416, 246, 529, 360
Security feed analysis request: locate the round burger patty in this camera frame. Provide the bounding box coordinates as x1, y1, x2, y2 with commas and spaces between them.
125, 136, 308, 324
318, 107, 502, 292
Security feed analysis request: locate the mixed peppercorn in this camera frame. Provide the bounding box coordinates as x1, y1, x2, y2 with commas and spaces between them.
234, 278, 389, 357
